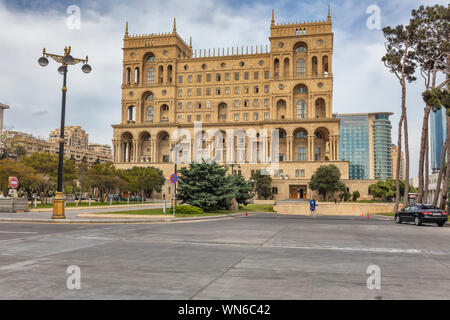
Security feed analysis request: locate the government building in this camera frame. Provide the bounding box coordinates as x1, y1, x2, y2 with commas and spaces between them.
112, 9, 377, 200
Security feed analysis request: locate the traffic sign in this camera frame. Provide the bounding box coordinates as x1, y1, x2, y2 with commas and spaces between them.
170, 174, 178, 184
8, 177, 18, 189
310, 200, 317, 212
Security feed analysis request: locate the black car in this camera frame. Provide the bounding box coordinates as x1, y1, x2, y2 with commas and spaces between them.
395, 204, 448, 227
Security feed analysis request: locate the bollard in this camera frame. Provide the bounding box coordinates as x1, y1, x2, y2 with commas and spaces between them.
89, 198, 91, 207
246, 211, 248, 217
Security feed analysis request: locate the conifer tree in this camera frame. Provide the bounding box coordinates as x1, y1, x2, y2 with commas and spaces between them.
176, 161, 236, 211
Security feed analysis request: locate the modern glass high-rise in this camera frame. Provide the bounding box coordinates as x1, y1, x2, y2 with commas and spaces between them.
336, 113, 393, 180
430, 108, 446, 173
372, 113, 393, 180
337, 115, 370, 179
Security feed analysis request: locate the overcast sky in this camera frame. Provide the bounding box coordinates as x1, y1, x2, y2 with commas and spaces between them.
1, 0, 448, 176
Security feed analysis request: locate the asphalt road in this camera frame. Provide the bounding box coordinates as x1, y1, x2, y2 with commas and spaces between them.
0, 214, 449, 300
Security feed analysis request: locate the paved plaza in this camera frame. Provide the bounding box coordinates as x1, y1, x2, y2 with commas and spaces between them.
0, 214, 449, 299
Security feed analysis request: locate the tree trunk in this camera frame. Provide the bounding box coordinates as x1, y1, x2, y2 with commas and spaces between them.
433, 140, 447, 206
440, 116, 450, 210
393, 114, 404, 214
401, 82, 410, 209
424, 131, 429, 203
417, 105, 431, 203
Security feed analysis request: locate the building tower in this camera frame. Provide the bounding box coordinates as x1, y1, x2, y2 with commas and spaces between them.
430, 108, 446, 173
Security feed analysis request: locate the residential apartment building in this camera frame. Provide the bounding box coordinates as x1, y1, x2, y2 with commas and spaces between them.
391, 145, 405, 181
49, 126, 89, 150
5, 130, 112, 164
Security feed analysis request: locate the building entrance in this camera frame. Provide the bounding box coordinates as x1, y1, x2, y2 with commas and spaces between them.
289, 185, 307, 199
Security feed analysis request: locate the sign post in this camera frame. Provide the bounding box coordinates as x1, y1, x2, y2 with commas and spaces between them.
310, 200, 318, 216
170, 174, 178, 217
8, 177, 18, 197
8, 177, 18, 189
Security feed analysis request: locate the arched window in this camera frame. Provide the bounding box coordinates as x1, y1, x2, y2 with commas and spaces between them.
134, 68, 140, 84
295, 44, 307, 53
147, 68, 155, 84
274, 59, 280, 79
146, 54, 155, 62
145, 93, 154, 101
127, 106, 135, 122
145, 106, 154, 122
296, 130, 307, 138
295, 85, 308, 94
296, 100, 307, 119
296, 59, 306, 77
126, 68, 131, 85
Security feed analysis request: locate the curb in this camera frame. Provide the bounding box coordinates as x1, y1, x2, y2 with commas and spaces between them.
373, 215, 394, 220
0, 212, 247, 224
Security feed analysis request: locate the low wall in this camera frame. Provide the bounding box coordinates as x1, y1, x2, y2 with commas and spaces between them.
0, 198, 29, 213
252, 200, 275, 205
274, 201, 398, 216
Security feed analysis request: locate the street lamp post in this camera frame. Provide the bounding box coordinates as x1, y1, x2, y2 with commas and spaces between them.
170, 141, 182, 216
38, 46, 92, 219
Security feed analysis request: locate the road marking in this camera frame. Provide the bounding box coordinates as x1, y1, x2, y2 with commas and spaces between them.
263, 244, 446, 255
0, 259, 40, 272
0, 231, 38, 234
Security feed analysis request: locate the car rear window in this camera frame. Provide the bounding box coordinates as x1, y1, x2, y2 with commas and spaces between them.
422, 205, 438, 210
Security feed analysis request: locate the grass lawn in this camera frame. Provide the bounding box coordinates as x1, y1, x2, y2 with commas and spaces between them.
93, 204, 275, 217
240, 204, 275, 212
29, 201, 152, 209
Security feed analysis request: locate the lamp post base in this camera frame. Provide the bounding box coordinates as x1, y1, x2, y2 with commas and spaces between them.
52, 192, 66, 219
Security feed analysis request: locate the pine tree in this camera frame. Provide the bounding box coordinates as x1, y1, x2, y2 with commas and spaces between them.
251, 170, 273, 200
176, 161, 236, 211
231, 173, 253, 205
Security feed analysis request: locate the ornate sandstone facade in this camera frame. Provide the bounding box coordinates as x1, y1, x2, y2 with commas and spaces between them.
112, 8, 354, 200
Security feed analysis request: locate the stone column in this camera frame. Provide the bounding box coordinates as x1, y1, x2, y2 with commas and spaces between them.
307, 136, 312, 161
133, 139, 139, 163
118, 141, 123, 163
152, 138, 158, 163
287, 136, 293, 162
333, 136, 337, 161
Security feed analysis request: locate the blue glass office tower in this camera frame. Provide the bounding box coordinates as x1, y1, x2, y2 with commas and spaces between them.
338, 115, 370, 179
430, 108, 446, 173
337, 113, 393, 180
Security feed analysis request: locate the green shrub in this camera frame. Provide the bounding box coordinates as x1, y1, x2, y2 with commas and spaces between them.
175, 205, 204, 215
